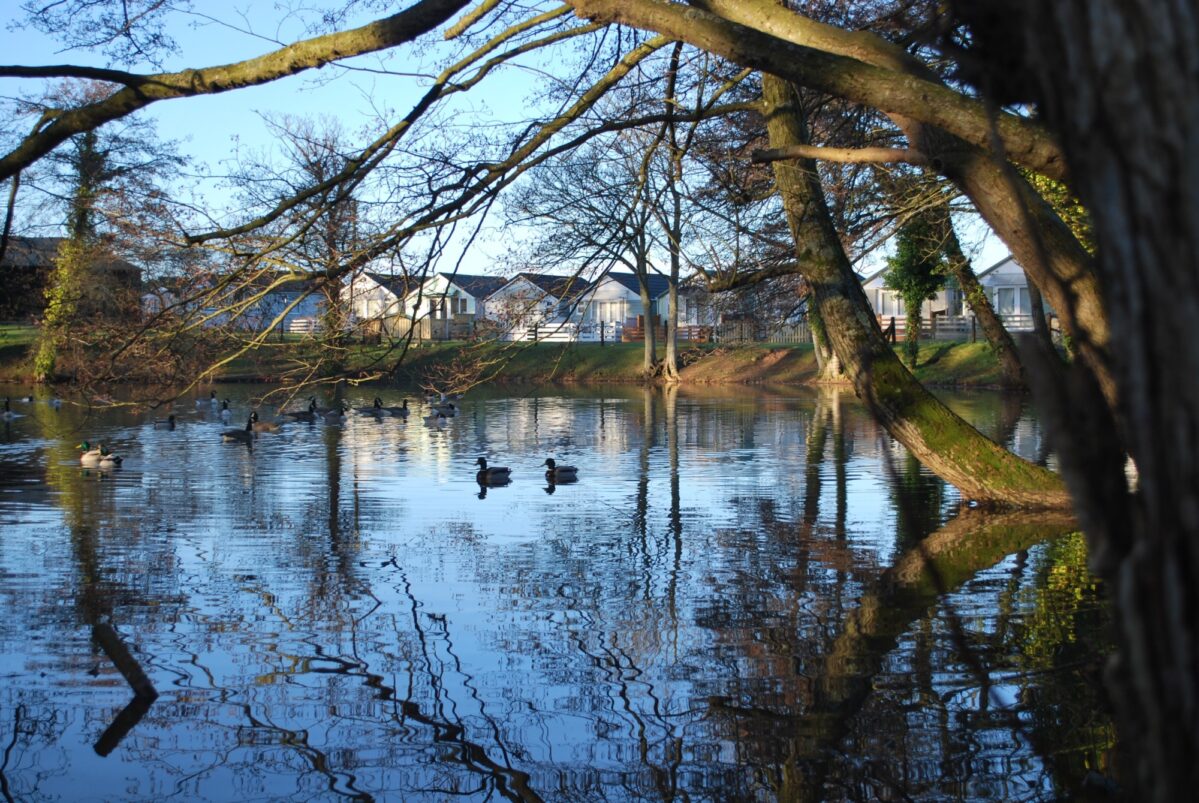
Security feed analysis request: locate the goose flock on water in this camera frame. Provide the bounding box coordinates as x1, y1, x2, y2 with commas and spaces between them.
7, 390, 577, 488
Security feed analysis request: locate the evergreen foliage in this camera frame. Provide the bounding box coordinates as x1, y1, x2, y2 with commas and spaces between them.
884, 217, 945, 367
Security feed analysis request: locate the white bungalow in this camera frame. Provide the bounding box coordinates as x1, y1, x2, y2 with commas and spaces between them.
861, 267, 963, 323
974, 255, 1049, 330
482, 272, 592, 339
580, 271, 716, 328
344, 271, 414, 334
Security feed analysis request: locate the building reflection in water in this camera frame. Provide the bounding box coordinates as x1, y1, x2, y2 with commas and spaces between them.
0, 384, 1115, 800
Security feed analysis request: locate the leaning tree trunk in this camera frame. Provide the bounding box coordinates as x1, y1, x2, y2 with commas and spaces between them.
636, 252, 658, 377
808, 299, 841, 381
1024, 274, 1057, 355
933, 202, 1025, 386
761, 74, 1067, 507
993, 2, 1199, 799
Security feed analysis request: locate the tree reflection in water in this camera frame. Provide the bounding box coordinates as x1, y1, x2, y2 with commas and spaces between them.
0, 385, 1115, 800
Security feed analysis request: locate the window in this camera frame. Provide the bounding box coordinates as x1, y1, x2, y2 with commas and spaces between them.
996, 287, 1017, 315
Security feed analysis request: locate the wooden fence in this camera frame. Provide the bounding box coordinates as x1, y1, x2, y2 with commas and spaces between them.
714, 320, 812, 345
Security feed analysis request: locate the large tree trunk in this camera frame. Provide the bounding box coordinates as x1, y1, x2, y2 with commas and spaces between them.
761, 74, 1066, 507
987, 2, 1199, 798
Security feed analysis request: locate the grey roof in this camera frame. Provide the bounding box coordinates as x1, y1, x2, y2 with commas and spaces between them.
492, 272, 592, 300
364, 271, 418, 298
439, 272, 507, 300
0, 236, 60, 268
603, 271, 671, 300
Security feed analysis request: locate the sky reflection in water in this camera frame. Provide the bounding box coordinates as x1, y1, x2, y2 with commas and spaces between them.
0, 384, 1114, 801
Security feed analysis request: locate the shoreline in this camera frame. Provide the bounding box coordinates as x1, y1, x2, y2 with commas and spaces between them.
0, 339, 1019, 391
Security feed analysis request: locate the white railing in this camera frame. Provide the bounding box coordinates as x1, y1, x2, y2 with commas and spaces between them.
286, 316, 321, 334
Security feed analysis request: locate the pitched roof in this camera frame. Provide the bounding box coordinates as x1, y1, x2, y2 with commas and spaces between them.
602, 270, 672, 300
491, 271, 592, 300
364, 271, 417, 297
439, 272, 507, 299
975, 254, 1018, 280
0, 236, 61, 268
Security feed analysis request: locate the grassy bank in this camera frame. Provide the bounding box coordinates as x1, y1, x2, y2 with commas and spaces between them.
0, 327, 1013, 388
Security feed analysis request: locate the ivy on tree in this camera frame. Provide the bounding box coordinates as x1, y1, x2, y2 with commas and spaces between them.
884, 216, 944, 368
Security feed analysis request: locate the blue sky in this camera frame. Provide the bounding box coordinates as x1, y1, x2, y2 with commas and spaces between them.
0, 1, 1007, 276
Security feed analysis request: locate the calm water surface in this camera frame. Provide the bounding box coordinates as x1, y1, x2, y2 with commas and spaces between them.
0, 384, 1116, 801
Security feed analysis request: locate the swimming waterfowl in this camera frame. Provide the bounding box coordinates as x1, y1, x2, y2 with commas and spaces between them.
153, 414, 177, 429
196, 391, 217, 408
432, 401, 457, 417
49, 397, 62, 409
322, 405, 347, 422
219, 400, 232, 421
16, 395, 33, 403
355, 397, 391, 416
281, 399, 318, 422
542, 458, 579, 482
221, 415, 255, 443
475, 457, 512, 484
424, 411, 448, 426
78, 441, 103, 464
384, 399, 410, 419
98, 445, 124, 467
1, 398, 23, 420
250, 411, 281, 432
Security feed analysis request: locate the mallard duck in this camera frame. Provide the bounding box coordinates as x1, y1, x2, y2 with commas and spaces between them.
98, 445, 124, 467
221, 415, 254, 443
543, 458, 579, 482
153, 414, 177, 429
281, 399, 318, 422
475, 457, 512, 484
78, 441, 103, 464
384, 399, 410, 418
355, 397, 391, 416
1, 398, 23, 420
250, 411, 281, 432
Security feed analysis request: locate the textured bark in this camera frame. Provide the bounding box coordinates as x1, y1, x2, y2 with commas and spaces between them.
993, 1, 1199, 798
761, 75, 1067, 506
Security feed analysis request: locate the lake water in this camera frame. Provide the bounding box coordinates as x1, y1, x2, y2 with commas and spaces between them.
0, 383, 1116, 801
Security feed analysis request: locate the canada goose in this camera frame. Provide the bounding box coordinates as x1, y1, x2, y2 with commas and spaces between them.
16, 395, 33, 403
424, 411, 448, 426
543, 458, 579, 482
196, 390, 217, 408
322, 405, 347, 422
384, 399, 410, 419
49, 397, 62, 409
99, 445, 124, 467
250, 411, 281, 432
355, 397, 391, 416
432, 401, 457, 417
153, 414, 177, 429
281, 399, 318, 422
78, 441, 103, 464
1, 398, 23, 420
219, 400, 232, 421
221, 415, 254, 443
475, 457, 512, 484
